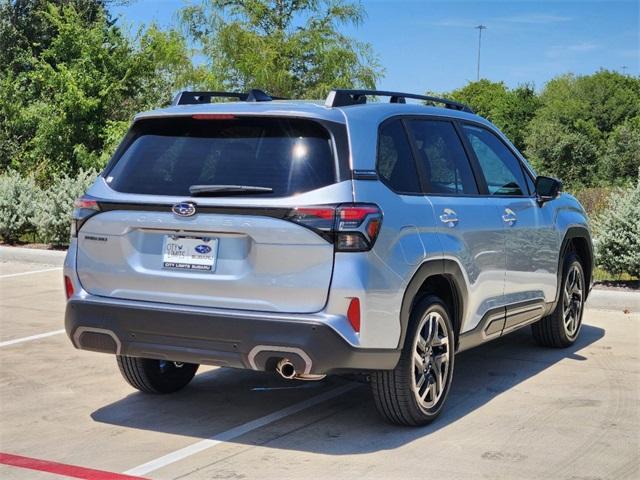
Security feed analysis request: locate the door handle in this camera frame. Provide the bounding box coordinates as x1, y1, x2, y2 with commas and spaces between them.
502, 208, 517, 226
440, 208, 459, 227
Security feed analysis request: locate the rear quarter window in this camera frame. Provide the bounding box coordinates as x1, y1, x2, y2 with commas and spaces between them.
105, 116, 338, 197
377, 119, 422, 194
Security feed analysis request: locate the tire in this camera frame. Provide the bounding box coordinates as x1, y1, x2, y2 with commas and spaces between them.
116, 356, 199, 394
532, 251, 586, 348
371, 295, 455, 426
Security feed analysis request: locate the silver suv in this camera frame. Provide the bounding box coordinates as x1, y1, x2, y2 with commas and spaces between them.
64, 89, 593, 426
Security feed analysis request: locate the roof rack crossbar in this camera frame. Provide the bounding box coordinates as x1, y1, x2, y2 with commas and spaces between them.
325, 89, 474, 113
172, 89, 279, 105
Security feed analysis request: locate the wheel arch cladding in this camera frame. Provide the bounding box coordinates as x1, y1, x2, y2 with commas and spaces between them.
398, 259, 467, 349
557, 226, 593, 305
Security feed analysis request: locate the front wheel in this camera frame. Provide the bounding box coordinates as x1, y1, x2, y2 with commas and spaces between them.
532, 251, 586, 348
117, 356, 199, 394
371, 295, 455, 426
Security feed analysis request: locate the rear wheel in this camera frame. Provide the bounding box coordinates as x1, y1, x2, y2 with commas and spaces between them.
117, 356, 199, 394
532, 251, 585, 347
371, 295, 455, 426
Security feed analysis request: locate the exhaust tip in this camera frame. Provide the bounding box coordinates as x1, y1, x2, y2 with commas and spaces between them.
276, 358, 296, 379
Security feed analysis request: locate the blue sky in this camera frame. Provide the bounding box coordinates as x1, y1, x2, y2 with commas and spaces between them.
112, 0, 639, 93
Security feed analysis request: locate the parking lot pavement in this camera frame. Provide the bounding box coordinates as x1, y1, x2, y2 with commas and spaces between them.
1, 261, 638, 480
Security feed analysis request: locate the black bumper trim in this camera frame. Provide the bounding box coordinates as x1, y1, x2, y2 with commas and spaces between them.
65, 299, 400, 374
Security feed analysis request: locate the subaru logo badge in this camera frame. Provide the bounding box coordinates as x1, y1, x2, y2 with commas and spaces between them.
195, 244, 212, 254
172, 202, 196, 217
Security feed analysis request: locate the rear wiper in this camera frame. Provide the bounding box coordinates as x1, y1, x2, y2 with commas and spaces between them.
189, 184, 274, 196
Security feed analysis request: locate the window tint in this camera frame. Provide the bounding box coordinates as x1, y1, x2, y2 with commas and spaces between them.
106, 117, 337, 197
462, 125, 528, 196
406, 120, 478, 194
377, 120, 421, 194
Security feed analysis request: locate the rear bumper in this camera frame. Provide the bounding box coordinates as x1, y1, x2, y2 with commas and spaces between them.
65, 296, 400, 375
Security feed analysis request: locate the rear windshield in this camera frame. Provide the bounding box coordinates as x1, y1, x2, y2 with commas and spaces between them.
105, 116, 337, 197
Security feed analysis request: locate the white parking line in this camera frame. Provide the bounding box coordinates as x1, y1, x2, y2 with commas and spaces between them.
124, 383, 359, 476
0, 267, 62, 279
0, 329, 65, 348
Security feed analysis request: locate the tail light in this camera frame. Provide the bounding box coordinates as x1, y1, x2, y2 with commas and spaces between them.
286, 203, 382, 252
64, 275, 74, 299
71, 195, 100, 238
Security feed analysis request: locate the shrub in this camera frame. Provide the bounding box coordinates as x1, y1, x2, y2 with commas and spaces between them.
34, 169, 98, 246
601, 116, 640, 184
594, 180, 640, 278
525, 121, 600, 189
0, 170, 39, 243
571, 186, 620, 219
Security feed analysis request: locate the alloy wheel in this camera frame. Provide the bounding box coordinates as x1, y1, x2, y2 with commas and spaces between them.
563, 264, 584, 338
411, 311, 451, 410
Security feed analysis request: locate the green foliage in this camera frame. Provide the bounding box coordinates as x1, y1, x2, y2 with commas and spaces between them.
0, 1, 194, 182
447, 80, 539, 151
0, 1, 118, 72
601, 116, 640, 184
448, 79, 509, 119
525, 70, 640, 188
0, 170, 39, 243
525, 121, 600, 187
180, 0, 383, 98
444, 72, 639, 189
33, 168, 97, 245
533, 71, 640, 135
594, 180, 640, 278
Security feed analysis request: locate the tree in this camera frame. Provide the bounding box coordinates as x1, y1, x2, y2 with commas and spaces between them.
601, 116, 640, 185
525, 70, 640, 187
0, 1, 193, 181
179, 0, 383, 98
0, 1, 129, 72
448, 80, 509, 119
447, 80, 539, 151
524, 122, 599, 187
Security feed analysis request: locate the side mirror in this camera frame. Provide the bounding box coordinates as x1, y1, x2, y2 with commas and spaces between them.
535, 176, 562, 204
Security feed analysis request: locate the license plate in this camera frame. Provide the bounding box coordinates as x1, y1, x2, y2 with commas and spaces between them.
162, 236, 218, 272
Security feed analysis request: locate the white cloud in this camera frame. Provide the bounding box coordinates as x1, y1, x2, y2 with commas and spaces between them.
497, 13, 572, 24
428, 12, 572, 29
429, 18, 477, 28
546, 42, 600, 58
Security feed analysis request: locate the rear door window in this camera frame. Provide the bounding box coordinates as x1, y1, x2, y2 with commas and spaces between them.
406, 119, 478, 194
106, 117, 337, 197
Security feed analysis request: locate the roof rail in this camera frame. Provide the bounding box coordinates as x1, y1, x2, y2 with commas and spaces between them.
325, 89, 474, 113
172, 89, 280, 106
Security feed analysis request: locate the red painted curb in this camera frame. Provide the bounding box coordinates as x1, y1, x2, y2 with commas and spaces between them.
0, 452, 148, 480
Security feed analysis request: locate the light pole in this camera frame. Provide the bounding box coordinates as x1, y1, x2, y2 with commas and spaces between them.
621, 65, 628, 76
475, 24, 487, 81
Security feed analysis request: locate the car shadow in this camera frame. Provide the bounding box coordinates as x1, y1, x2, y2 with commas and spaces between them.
91, 323, 605, 455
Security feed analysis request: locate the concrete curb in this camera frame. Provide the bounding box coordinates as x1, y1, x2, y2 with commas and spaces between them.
587, 288, 639, 313
0, 245, 66, 266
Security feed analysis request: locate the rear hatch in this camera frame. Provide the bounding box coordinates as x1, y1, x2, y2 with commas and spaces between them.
75, 114, 352, 313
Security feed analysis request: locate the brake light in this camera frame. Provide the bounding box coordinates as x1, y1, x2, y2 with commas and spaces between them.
73, 197, 99, 210
192, 114, 236, 120
64, 276, 74, 299
285, 203, 382, 251
285, 206, 336, 238
347, 298, 361, 332
71, 195, 101, 238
